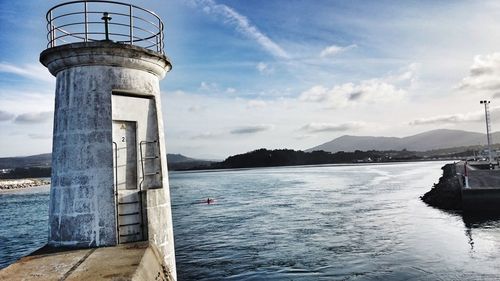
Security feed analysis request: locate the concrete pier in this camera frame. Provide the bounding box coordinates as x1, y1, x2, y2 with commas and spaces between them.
0, 242, 170, 280
460, 162, 500, 213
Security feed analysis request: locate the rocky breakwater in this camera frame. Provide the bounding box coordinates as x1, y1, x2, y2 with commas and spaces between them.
0, 178, 51, 191
421, 163, 462, 210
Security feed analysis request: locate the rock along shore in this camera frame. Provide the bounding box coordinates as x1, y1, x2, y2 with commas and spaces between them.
421, 163, 462, 210
0, 178, 51, 191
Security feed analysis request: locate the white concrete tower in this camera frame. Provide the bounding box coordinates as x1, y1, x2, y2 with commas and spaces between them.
39, 1, 176, 279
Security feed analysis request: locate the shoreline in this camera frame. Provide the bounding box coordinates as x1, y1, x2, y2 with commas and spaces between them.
172, 159, 451, 174
0, 178, 51, 192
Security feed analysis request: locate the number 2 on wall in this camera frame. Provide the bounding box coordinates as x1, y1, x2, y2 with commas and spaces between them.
121, 136, 125, 142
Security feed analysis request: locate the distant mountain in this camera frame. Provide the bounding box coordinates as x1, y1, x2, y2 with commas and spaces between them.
167, 153, 197, 163
307, 129, 499, 153
166, 154, 214, 170
0, 153, 211, 171
0, 153, 52, 169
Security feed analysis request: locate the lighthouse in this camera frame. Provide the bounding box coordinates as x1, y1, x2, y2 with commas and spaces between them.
39, 1, 176, 279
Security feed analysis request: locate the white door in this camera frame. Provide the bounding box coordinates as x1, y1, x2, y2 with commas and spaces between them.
112, 121, 144, 243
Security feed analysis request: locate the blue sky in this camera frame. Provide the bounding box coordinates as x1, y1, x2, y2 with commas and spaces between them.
1, 0, 500, 158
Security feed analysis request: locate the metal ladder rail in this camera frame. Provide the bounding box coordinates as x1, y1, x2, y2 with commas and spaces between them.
112, 141, 120, 243
115, 140, 146, 243
139, 140, 161, 190
113, 141, 142, 242
137, 139, 162, 241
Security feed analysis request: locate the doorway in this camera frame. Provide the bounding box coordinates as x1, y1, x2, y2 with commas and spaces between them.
112, 120, 144, 243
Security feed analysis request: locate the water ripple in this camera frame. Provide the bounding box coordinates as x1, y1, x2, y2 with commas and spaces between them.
171, 162, 500, 280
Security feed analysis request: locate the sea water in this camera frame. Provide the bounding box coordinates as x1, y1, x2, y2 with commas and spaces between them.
0, 186, 50, 269
2, 162, 500, 280
170, 162, 500, 280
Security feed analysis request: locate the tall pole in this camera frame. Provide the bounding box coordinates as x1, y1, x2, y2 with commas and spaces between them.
464, 161, 469, 188
480, 100, 492, 164
102, 12, 112, 41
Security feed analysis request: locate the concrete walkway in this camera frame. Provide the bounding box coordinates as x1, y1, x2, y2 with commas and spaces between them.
0, 242, 169, 281
458, 161, 500, 189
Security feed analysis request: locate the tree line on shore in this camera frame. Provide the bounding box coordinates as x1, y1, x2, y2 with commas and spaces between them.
0, 147, 478, 175
185, 148, 427, 170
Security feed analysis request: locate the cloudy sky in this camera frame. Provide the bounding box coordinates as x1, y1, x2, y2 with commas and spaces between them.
1, 1, 500, 159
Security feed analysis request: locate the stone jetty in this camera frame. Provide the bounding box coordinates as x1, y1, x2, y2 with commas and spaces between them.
0, 178, 50, 191
421, 163, 462, 210
422, 161, 500, 213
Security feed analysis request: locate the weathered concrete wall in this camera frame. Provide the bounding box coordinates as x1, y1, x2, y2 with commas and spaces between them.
133, 241, 175, 281
148, 91, 177, 279
49, 65, 116, 247
146, 188, 176, 279
40, 42, 173, 251
463, 169, 500, 213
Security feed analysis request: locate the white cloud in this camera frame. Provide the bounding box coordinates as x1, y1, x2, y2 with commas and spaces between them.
409, 107, 499, 125
230, 124, 274, 134
388, 63, 420, 88
0, 90, 54, 115
187, 105, 205, 112
301, 122, 365, 133
14, 111, 53, 124
246, 99, 267, 109
189, 0, 289, 59
28, 133, 52, 139
0, 62, 54, 83
299, 79, 406, 108
457, 52, 500, 93
0, 110, 14, 121
161, 88, 440, 159
198, 83, 237, 96
294, 134, 314, 140
190, 132, 218, 139
199, 81, 218, 92
298, 65, 417, 108
256, 62, 274, 74
0, 90, 55, 156
409, 114, 472, 126
299, 85, 329, 102
319, 44, 357, 57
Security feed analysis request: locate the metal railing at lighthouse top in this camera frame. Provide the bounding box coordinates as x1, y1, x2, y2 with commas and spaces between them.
46, 1, 165, 54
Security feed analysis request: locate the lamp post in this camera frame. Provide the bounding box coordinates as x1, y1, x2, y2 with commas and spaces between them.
480, 100, 493, 164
